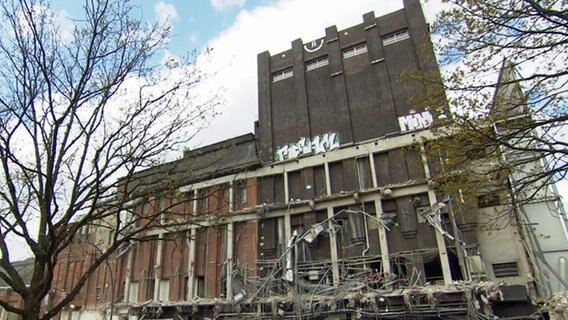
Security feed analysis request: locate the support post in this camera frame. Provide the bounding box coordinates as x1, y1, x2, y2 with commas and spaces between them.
154, 234, 164, 300
327, 206, 341, 285
226, 222, 234, 300
373, 199, 392, 285
419, 144, 453, 284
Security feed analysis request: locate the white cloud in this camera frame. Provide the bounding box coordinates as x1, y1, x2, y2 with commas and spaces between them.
210, 0, 246, 12
10, 5, 75, 44
160, 49, 180, 67
154, 1, 178, 25
193, 0, 443, 147
54, 9, 75, 43
190, 32, 199, 44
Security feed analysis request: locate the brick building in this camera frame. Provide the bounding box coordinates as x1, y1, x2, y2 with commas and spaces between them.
2, 1, 568, 319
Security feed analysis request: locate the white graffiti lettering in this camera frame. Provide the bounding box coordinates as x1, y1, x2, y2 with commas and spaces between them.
398, 111, 433, 132
274, 132, 340, 161
303, 38, 325, 52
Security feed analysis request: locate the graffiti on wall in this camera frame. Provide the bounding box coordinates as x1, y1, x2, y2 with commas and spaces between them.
274, 132, 340, 161
304, 38, 325, 52
398, 111, 433, 132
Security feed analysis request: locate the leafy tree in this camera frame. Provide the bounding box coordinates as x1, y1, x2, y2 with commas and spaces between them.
410, 0, 567, 212
0, 0, 218, 319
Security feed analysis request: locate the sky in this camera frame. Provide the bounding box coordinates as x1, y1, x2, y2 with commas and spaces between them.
45, 0, 447, 148
46, 0, 567, 206
106, 0, 445, 147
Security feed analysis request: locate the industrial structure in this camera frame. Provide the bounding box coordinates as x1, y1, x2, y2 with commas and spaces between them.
2, 0, 568, 319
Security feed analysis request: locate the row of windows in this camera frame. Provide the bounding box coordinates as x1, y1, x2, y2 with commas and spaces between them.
272, 68, 293, 82
306, 56, 329, 71
259, 149, 426, 204
271, 29, 410, 82
382, 29, 410, 46
343, 43, 368, 59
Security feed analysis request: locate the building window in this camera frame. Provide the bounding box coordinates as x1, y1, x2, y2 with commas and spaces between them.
222, 184, 230, 204
306, 56, 329, 71
197, 189, 208, 214
235, 182, 247, 204
343, 43, 368, 59
272, 68, 293, 82
382, 29, 410, 46
355, 156, 372, 189
195, 276, 205, 297
477, 193, 501, 208
492, 261, 520, 278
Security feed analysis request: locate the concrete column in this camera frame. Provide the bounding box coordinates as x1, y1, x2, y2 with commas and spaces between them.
193, 189, 199, 215
124, 242, 133, 302
186, 227, 197, 300
185, 191, 199, 300
229, 182, 234, 213
226, 222, 234, 300
373, 199, 391, 282
154, 234, 164, 300
324, 162, 332, 196
426, 191, 453, 283
327, 206, 341, 285
284, 212, 291, 248
369, 153, 378, 188
284, 170, 290, 203
420, 144, 453, 284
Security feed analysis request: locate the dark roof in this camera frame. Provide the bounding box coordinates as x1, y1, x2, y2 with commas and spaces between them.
0, 257, 34, 287
121, 133, 261, 197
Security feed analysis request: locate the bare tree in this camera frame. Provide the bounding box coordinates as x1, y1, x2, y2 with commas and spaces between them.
408, 0, 568, 210
0, 0, 219, 319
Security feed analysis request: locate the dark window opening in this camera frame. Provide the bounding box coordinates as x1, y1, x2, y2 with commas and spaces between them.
313, 165, 327, 197
356, 156, 373, 189
329, 161, 344, 194
348, 213, 365, 243
119, 281, 126, 301
477, 193, 501, 208
146, 277, 155, 300
390, 258, 409, 286
196, 276, 205, 297
184, 276, 189, 300
259, 218, 280, 258
236, 182, 247, 204
424, 257, 444, 284
448, 251, 464, 281
222, 184, 230, 204
258, 174, 285, 204
465, 146, 487, 160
